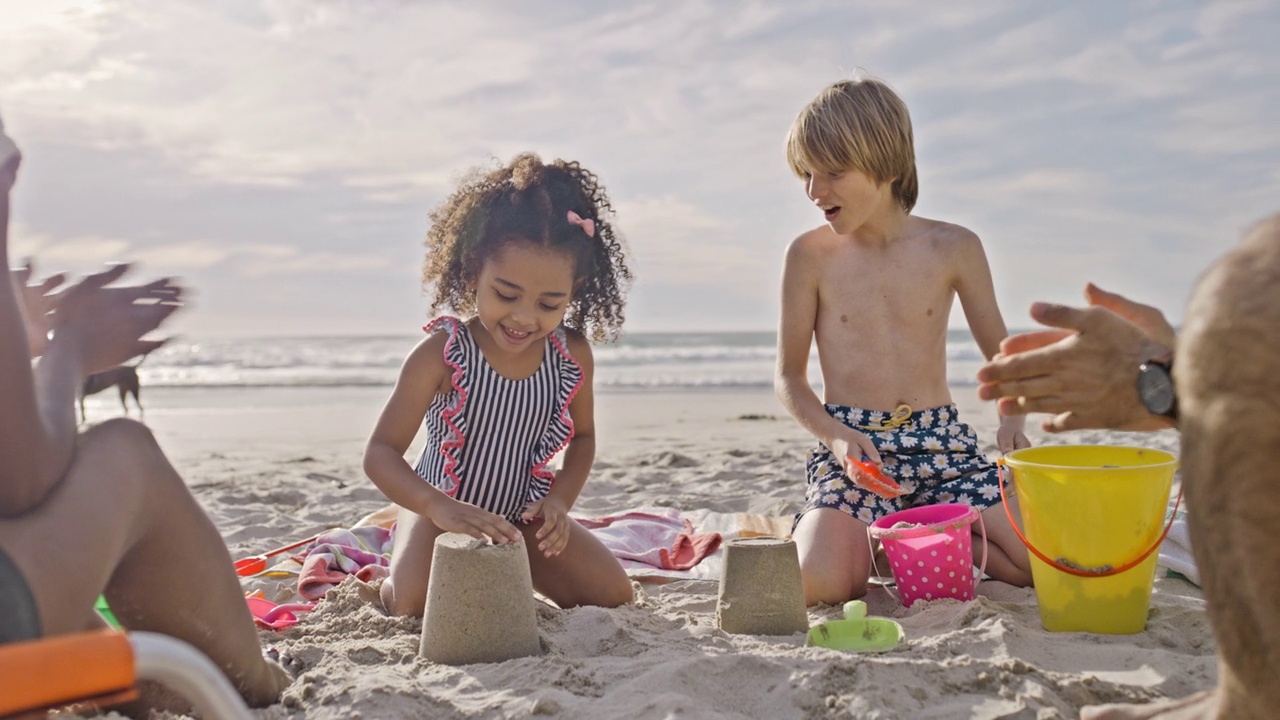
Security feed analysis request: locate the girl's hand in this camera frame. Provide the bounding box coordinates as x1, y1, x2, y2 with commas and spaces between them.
522, 496, 571, 558
428, 495, 522, 545
996, 414, 1031, 454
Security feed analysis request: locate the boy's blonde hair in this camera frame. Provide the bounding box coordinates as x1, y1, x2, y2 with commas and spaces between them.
786, 78, 919, 213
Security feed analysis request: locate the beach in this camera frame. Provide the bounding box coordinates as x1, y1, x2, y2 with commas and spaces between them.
100, 380, 1214, 720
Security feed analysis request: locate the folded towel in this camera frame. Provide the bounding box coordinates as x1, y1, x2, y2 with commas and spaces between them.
577, 508, 722, 571
1157, 512, 1200, 586
297, 526, 394, 600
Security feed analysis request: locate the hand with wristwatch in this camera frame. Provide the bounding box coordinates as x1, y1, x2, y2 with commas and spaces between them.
976, 283, 1179, 433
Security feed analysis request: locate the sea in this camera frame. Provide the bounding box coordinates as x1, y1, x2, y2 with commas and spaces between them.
132, 329, 989, 392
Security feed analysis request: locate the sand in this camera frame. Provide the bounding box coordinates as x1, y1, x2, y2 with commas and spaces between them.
117, 385, 1210, 719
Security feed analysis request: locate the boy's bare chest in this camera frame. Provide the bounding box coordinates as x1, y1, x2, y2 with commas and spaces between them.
816, 249, 953, 321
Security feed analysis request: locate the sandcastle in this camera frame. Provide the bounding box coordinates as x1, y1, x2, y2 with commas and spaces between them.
716, 537, 809, 635
419, 533, 542, 665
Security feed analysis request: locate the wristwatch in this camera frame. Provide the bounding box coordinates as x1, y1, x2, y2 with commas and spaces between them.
1136, 357, 1178, 420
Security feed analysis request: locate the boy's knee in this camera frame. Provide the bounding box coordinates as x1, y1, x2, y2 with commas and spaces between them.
800, 566, 866, 607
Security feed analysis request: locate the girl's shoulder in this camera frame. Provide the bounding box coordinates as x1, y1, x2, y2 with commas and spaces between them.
406, 316, 468, 370
553, 326, 594, 368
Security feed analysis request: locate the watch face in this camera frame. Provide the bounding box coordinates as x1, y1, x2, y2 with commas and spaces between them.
1138, 363, 1176, 416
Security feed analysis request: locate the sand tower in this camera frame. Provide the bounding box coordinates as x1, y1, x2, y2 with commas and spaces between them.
419, 533, 542, 664
716, 537, 809, 635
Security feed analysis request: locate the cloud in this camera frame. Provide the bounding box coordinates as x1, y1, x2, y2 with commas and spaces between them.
1, 0, 1276, 335
7, 223, 132, 267
235, 248, 392, 278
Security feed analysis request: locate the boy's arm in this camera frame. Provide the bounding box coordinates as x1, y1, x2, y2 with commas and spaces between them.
952, 229, 1029, 451
774, 237, 881, 464
524, 332, 594, 557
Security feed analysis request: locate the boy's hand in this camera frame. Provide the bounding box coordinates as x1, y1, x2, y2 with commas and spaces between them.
522, 496, 570, 558
427, 495, 522, 544
829, 427, 881, 467
829, 427, 898, 496
996, 414, 1031, 454
48, 264, 184, 375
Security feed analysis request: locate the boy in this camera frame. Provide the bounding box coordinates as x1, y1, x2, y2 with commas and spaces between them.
775, 77, 1034, 605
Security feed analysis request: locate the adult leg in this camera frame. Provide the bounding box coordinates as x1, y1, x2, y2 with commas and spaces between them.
379, 506, 446, 617
978, 496, 1034, 587
0, 418, 289, 707
523, 517, 633, 609
1084, 215, 1280, 720
793, 508, 872, 606
1173, 215, 1280, 720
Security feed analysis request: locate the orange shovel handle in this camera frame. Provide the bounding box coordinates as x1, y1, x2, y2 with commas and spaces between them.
998, 459, 1182, 578
234, 533, 320, 576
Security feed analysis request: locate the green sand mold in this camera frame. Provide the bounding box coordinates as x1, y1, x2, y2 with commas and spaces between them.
805, 600, 904, 652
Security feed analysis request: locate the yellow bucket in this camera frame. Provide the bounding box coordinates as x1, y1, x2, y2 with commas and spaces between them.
999, 445, 1178, 634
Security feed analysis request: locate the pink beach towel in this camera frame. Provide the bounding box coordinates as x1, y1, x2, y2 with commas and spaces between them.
297, 526, 394, 600
577, 508, 722, 571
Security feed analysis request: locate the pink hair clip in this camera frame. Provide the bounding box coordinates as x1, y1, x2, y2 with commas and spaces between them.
567, 210, 596, 238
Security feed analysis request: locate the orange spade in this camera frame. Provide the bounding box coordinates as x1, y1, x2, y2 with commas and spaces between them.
847, 457, 905, 500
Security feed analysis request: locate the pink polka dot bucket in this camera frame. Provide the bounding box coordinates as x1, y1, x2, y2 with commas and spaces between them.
868, 503, 988, 608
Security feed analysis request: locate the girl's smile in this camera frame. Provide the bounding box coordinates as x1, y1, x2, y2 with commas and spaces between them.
473, 239, 576, 361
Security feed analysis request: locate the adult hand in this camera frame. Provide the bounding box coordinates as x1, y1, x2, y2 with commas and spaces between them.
522, 495, 571, 557
11, 259, 66, 356
427, 494, 522, 545
995, 414, 1031, 454
47, 263, 185, 376
977, 285, 1173, 432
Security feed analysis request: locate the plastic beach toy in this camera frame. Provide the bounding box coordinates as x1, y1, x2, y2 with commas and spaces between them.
95, 596, 122, 630
234, 534, 320, 577
244, 595, 315, 631
805, 600, 904, 652
999, 445, 1179, 634
847, 457, 905, 499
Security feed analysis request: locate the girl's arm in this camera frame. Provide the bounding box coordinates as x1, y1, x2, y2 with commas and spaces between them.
363, 332, 521, 543
522, 332, 594, 557
546, 332, 595, 508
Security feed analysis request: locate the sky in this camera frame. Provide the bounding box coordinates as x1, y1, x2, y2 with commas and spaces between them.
1, 0, 1277, 337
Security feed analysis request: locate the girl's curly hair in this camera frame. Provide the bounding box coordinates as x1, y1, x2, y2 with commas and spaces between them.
423, 153, 633, 343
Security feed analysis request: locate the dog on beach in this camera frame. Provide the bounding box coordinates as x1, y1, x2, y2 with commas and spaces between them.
80, 361, 145, 423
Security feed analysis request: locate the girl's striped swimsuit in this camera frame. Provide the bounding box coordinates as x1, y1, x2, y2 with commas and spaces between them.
413, 316, 582, 522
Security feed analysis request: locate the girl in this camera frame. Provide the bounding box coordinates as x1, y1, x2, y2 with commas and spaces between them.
364, 153, 635, 616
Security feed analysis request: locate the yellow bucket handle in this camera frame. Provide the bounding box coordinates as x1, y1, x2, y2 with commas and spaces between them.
997, 457, 1183, 578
